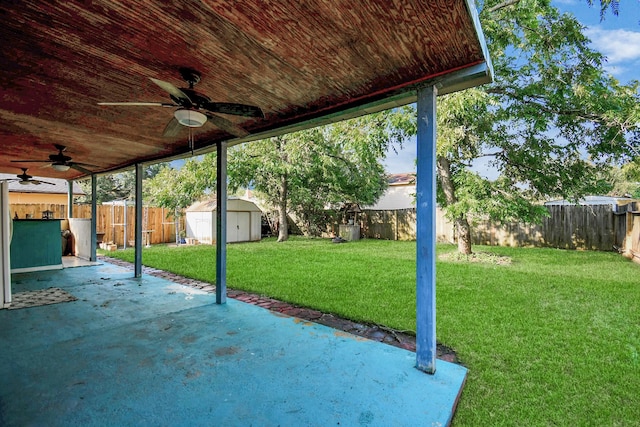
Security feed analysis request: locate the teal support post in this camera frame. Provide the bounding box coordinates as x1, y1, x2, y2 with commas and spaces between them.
216, 141, 227, 304
90, 175, 97, 262
67, 180, 73, 218
134, 164, 143, 278
415, 85, 438, 374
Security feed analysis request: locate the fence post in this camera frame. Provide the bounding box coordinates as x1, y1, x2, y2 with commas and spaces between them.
395, 210, 399, 241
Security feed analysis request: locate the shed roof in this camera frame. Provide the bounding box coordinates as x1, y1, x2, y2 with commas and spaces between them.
0, 1, 491, 179
187, 198, 261, 213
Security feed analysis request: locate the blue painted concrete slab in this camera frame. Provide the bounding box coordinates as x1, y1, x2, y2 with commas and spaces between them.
0, 263, 467, 426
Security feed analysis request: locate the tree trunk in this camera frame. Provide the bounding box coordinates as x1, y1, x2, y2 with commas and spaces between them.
436, 155, 473, 254
277, 172, 289, 242
455, 217, 472, 255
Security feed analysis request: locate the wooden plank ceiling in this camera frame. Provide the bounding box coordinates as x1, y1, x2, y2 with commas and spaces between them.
0, 0, 490, 180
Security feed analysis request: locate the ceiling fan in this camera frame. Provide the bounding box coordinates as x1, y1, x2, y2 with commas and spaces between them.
3, 168, 54, 186
11, 144, 95, 173
97, 68, 264, 138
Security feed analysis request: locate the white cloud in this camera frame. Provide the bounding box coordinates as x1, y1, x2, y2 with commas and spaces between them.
585, 28, 640, 64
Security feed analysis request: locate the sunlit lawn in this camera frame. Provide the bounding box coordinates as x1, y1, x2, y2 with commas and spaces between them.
102, 237, 640, 425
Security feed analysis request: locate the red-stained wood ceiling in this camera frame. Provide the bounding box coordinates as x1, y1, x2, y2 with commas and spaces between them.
0, 0, 491, 180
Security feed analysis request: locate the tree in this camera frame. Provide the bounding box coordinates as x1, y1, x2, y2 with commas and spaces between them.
396, 0, 639, 254
586, 0, 620, 19
76, 163, 168, 204
143, 158, 216, 213
76, 174, 128, 204
607, 158, 640, 198
227, 112, 408, 241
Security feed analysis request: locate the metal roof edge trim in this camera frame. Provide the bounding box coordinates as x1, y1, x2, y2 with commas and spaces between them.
464, 0, 494, 83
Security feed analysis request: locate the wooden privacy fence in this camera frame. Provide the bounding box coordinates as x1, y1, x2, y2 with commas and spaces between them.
325, 204, 638, 253
472, 205, 617, 251
360, 208, 417, 241
613, 202, 640, 263
9, 203, 184, 247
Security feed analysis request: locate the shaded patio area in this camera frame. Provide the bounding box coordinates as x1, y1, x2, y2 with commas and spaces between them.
1, 262, 467, 426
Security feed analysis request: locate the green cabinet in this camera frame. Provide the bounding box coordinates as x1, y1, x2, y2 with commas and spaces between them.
10, 220, 63, 273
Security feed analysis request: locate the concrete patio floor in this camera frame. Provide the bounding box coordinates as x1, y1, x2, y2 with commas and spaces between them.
0, 261, 467, 426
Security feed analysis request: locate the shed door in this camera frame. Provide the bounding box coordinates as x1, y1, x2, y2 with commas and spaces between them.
227, 212, 251, 242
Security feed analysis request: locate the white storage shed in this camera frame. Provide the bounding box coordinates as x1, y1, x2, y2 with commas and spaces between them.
185, 198, 262, 244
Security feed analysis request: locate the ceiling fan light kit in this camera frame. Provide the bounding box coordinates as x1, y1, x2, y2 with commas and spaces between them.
4, 168, 55, 186
11, 144, 94, 174
174, 109, 207, 127
51, 163, 71, 172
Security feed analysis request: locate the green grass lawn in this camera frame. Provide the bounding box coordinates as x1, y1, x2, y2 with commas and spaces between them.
102, 237, 640, 426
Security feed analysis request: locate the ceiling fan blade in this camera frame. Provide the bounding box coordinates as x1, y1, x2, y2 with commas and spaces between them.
69, 161, 98, 168
98, 102, 175, 107
162, 118, 183, 138
205, 113, 250, 138
204, 102, 265, 118
150, 78, 192, 105
70, 164, 92, 174
35, 180, 55, 185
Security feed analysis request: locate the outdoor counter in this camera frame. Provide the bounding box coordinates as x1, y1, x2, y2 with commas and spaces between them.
10, 219, 63, 273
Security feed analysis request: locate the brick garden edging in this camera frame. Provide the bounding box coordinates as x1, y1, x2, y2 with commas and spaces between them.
99, 256, 459, 364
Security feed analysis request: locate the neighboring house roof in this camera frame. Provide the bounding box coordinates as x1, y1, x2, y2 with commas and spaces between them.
186, 197, 262, 213
364, 173, 416, 210
0, 173, 85, 195
387, 173, 416, 186
544, 196, 637, 207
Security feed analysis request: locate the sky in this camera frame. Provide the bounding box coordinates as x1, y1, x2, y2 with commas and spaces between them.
382, 0, 640, 175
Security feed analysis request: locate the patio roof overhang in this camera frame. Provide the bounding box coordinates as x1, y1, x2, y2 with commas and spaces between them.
1, 0, 493, 380
0, 0, 491, 178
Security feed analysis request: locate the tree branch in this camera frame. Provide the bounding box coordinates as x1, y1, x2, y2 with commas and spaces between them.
488, 0, 521, 13
478, 151, 503, 158
488, 86, 601, 121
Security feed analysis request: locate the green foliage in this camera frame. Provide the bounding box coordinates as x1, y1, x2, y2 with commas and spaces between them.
481, 1, 638, 160
77, 163, 167, 204
586, 0, 620, 19
227, 111, 410, 236
408, 0, 640, 252
439, 169, 550, 225
143, 158, 216, 214
607, 158, 640, 197
77, 175, 128, 204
